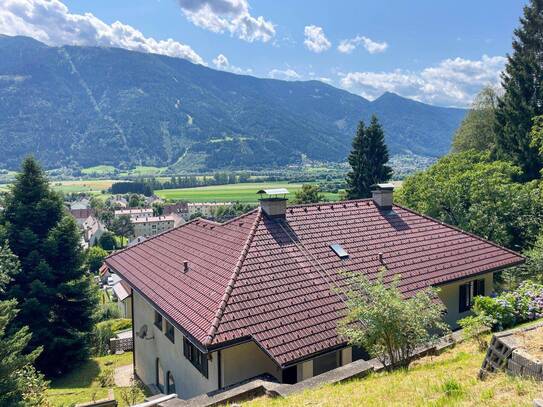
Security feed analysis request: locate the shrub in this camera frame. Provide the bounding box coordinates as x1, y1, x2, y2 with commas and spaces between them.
14, 365, 51, 407
338, 271, 449, 370
97, 367, 114, 387
458, 315, 491, 351
462, 281, 543, 332
91, 323, 114, 357
97, 302, 122, 322
97, 318, 132, 333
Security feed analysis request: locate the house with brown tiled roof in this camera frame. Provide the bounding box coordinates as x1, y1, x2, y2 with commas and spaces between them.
104, 185, 523, 399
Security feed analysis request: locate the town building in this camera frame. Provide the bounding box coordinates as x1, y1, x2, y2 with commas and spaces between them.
81, 215, 105, 248
104, 186, 523, 400
70, 207, 94, 226
187, 202, 232, 218
115, 208, 154, 219
132, 215, 175, 238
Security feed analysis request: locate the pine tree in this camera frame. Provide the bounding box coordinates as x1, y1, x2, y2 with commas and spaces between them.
496, 0, 543, 180
346, 115, 392, 199
0, 243, 41, 407
2, 157, 97, 376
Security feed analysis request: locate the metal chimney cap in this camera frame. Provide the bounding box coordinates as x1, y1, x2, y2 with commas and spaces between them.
371, 183, 395, 191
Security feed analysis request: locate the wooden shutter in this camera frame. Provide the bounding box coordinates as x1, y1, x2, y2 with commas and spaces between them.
459, 283, 468, 313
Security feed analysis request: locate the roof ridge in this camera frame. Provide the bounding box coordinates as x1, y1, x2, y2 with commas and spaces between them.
392, 203, 525, 259
203, 208, 262, 347
286, 197, 373, 209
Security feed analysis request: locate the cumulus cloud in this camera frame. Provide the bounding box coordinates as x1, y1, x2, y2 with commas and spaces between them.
212, 53, 252, 74
303, 25, 331, 53
268, 68, 301, 81
0, 0, 205, 64
337, 35, 387, 54
177, 0, 275, 43
339, 55, 506, 107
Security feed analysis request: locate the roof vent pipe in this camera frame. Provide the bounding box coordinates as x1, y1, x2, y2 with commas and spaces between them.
183, 261, 189, 273
371, 183, 395, 210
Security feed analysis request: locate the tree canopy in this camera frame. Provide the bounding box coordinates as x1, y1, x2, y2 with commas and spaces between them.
292, 184, 326, 204
397, 152, 543, 251
495, 0, 543, 180
452, 86, 500, 153
346, 115, 392, 199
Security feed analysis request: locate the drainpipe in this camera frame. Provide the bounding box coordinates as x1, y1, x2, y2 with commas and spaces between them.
131, 288, 136, 372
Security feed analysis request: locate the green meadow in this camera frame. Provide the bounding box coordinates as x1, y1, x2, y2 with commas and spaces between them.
155, 182, 342, 203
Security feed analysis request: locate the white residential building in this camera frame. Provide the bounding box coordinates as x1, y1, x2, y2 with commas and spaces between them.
132, 215, 175, 238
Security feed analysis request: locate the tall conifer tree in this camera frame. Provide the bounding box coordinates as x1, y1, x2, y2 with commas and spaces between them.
346, 115, 392, 199
0, 243, 41, 407
496, 0, 543, 180
2, 157, 97, 376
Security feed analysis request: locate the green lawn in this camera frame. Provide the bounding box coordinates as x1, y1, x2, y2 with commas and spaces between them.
155, 182, 341, 203
245, 338, 543, 407
50, 179, 116, 194
47, 352, 146, 407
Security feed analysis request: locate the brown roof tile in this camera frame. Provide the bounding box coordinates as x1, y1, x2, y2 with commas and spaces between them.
105, 200, 523, 366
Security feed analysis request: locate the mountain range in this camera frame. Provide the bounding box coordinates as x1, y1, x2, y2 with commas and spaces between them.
0, 35, 466, 171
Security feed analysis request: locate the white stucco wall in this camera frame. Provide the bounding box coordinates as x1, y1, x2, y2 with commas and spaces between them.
221, 341, 281, 387
132, 292, 219, 399
437, 272, 494, 329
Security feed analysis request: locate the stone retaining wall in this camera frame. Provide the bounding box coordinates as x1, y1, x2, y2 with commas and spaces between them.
481, 321, 543, 381
110, 336, 133, 353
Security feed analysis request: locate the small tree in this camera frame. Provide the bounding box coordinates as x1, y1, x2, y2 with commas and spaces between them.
292, 184, 326, 204
346, 115, 392, 199
86, 246, 108, 274
110, 215, 134, 247
98, 231, 117, 251
338, 271, 449, 370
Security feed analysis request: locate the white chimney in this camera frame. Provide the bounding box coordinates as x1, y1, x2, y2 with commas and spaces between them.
371, 183, 394, 210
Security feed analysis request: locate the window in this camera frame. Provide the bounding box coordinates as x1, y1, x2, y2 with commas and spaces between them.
459, 279, 485, 313
330, 244, 349, 259
183, 337, 208, 378
156, 358, 164, 392
154, 311, 163, 330
166, 371, 176, 394
165, 319, 175, 343
313, 351, 339, 376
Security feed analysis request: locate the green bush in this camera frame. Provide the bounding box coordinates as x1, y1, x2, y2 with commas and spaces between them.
97, 367, 114, 387
96, 318, 131, 333
91, 324, 114, 357
97, 302, 122, 321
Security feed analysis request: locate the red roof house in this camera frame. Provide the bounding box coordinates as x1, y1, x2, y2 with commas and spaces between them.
105, 186, 523, 398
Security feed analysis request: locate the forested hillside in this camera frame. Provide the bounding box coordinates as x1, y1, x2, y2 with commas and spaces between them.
0, 35, 465, 170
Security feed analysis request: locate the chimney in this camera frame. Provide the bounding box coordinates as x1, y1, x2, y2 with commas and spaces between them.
371, 183, 394, 210
257, 188, 289, 218
183, 261, 189, 273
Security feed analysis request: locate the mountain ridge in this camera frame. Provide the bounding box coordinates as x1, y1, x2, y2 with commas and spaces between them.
0, 35, 466, 170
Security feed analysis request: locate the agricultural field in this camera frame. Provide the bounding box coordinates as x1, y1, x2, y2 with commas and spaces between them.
50, 179, 116, 194
155, 182, 342, 203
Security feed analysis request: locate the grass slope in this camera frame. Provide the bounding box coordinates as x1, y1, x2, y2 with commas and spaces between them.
245, 340, 543, 407
155, 182, 341, 203
47, 352, 145, 406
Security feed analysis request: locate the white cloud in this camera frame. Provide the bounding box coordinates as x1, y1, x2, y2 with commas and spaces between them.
339, 55, 506, 107
212, 53, 252, 74
268, 68, 301, 81
177, 0, 275, 43
0, 0, 205, 65
303, 25, 331, 53
337, 35, 387, 54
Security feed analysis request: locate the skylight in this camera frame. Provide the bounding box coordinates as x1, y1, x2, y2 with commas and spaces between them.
330, 244, 349, 259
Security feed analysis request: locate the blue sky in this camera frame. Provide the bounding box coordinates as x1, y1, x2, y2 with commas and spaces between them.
0, 0, 528, 106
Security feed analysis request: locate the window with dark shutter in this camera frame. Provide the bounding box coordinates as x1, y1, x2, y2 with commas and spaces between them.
165, 320, 175, 343
474, 279, 485, 297
183, 337, 208, 378
459, 282, 471, 313
154, 311, 163, 330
